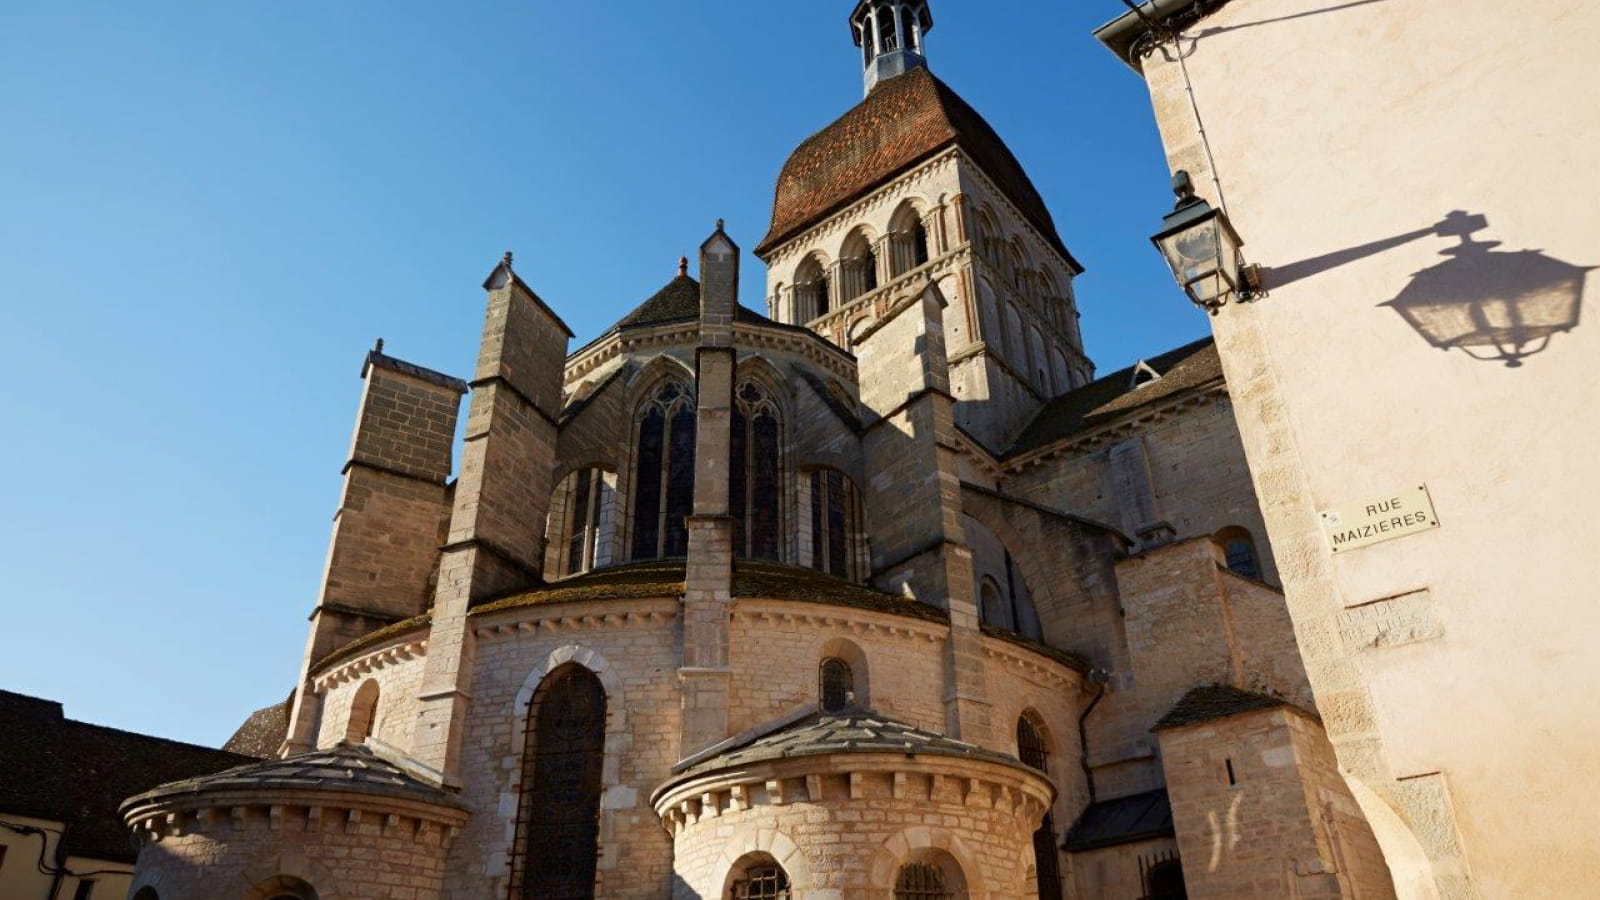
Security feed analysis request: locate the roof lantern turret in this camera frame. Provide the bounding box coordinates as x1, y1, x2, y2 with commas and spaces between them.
851, 0, 933, 95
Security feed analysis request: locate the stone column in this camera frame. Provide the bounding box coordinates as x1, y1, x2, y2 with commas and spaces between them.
679, 223, 740, 754
411, 254, 571, 780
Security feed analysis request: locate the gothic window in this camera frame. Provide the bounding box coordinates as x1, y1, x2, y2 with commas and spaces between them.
730, 380, 783, 561
807, 469, 862, 581
819, 658, 853, 713
345, 679, 380, 742
1215, 526, 1262, 580
554, 467, 617, 576
729, 857, 790, 900
512, 666, 606, 900
1142, 855, 1187, 900
894, 863, 953, 900
795, 256, 831, 321
1018, 717, 1064, 900
631, 381, 696, 560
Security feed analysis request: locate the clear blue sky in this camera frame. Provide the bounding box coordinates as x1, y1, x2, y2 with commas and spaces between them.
0, 2, 1202, 747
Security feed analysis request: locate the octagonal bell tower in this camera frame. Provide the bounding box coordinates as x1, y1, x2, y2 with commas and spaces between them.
852, 0, 933, 94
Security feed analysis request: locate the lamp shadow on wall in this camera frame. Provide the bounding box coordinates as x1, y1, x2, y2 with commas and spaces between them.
1262, 210, 1593, 367
1193, 0, 1391, 39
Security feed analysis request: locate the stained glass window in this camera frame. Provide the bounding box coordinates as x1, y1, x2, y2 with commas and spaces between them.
808, 469, 860, 580
731, 381, 782, 561
631, 382, 695, 560
511, 666, 606, 900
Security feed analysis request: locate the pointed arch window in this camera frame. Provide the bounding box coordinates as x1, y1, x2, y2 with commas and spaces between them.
1018, 717, 1064, 900
511, 666, 606, 900
631, 381, 696, 560
552, 467, 617, 576
730, 380, 783, 561
807, 468, 863, 581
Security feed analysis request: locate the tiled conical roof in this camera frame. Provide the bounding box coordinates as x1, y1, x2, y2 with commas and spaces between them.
676, 709, 1022, 779
122, 742, 465, 812
756, 67, 1078, 270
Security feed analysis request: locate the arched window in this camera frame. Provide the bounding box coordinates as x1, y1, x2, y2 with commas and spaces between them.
1144, 857, 1187, 899
1018, 717, 1064, 900
840, 229, 879, 303
511, 665, 607, 900
889, 203, 931, 277
551, 467, 617, 576
806, 469, 863, 581
976, 209, 1003, 268
794, 256, 831, 321
631, 381, 696, 560
728, 856, 790, 900
731, 380, 783, 561
346, 679, 380, 743
132, 890, 160, 900
979, 578, 1006, 629
894, 863, 953, 900
1215, 526, 1262, 580
819, 658, 854, 713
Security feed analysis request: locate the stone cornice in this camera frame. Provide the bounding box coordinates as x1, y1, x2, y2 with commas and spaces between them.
125, 792, 467, 847
562, 321, 858, 392
314, 639, 428, 691
470, 597, 681, 641
653, 753, 1053, 836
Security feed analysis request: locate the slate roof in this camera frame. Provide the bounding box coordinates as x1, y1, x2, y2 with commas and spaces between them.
222, 692, 293, 758
675, 709, 1023, 779
124, 743, 465, 813
1007, 336, 1222, 457
1153, 684, 1300, 731
756, 66, 1078, 269
0, 690, 256, 863
1063, 787, 1175, 851
612, 273, 771, 332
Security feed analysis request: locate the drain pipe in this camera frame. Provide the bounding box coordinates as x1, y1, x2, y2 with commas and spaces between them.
1077, 668, 1111, 804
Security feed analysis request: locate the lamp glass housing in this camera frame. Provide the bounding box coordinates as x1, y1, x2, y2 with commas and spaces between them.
1152, 198, 1244, 310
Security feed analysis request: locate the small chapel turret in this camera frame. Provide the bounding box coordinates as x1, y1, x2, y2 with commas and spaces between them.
851, 0, 933, 94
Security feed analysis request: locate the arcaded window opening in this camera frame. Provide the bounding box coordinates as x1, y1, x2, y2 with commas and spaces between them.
840, 229, 880, 304
510, 664, 607, 900
794, 256, 831, 322
730, 380, 783, 562
631, 381, 696, 560
889, 203, 931, 277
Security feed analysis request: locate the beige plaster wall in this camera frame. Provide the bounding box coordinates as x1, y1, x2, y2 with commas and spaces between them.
1133, 1, 1600, 894
0, 813, 133, 900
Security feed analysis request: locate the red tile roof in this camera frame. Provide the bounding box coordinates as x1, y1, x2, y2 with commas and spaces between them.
755, 67, 1078, 269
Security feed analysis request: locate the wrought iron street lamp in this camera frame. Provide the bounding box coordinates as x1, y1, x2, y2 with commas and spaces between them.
1151, 170, 1259, 313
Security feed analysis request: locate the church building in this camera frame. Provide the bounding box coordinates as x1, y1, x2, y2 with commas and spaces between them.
119, 4, 1399, 898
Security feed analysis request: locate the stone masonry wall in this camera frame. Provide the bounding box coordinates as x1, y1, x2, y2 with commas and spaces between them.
127, 807, 455, 900
1159, 708, 1396, 900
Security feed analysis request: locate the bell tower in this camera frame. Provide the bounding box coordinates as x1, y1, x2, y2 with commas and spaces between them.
852, 0, 933, 94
